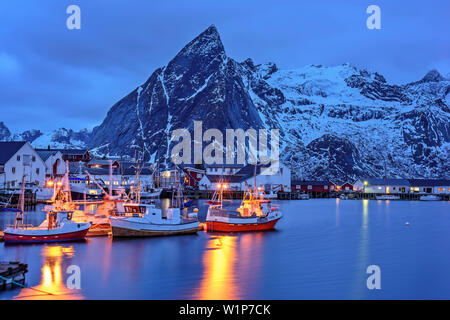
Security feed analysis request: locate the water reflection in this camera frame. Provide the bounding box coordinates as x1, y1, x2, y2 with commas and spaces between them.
14, 246, 84, 300
196, 235, 240, 299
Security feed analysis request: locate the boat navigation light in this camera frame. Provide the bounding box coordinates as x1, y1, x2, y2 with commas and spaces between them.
47, 180, 54, 187
223, 184, 228, 189
56, 181, 63, 187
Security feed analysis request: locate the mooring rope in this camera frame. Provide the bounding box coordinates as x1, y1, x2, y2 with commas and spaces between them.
0, 274, 54, 296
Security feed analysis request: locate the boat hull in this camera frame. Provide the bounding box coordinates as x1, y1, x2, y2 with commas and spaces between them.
111, 225, 198, 237
206, 217, 281, 232
3, 228, 90, 243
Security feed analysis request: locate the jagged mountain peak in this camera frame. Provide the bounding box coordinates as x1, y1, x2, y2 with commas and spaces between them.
420, 69, 445, 83
171, 25, 225, 62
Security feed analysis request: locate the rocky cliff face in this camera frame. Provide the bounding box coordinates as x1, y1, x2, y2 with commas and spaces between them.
89, 25, 263, 164
4, 25, 449, 180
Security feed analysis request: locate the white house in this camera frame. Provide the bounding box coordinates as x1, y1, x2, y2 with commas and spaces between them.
240, 162, 291, 192
35, 149, 65, 178
199, 161, 291, 192
353, 178, 410, 194
198, 174, 245, 191
0, 141, 46, 189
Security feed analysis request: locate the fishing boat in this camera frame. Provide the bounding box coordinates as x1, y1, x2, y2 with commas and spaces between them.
299, 193, 310, 200
140, 188, 163, 199
419, 194, 440, 201
3, 176, 91, 243
205, 167, 282, 232
109, 170, 198, 237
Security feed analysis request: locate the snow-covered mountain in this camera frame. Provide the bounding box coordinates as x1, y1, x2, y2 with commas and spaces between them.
89, 25, 449, 180
3, 25, 449, 180
31, 128, 92, 149
0, 123, 91, 150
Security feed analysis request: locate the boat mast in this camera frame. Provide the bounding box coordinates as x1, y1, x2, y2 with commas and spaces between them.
14, 175, 26, 228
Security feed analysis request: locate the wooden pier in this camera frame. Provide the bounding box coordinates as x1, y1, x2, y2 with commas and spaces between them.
0, 262, 28, 290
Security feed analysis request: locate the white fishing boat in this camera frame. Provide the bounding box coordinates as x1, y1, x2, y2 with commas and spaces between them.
109, 171, 198, 238
299, 193, 310, 200
140, 188, 163, 199
376, 194, 400, 200
419, 194, 440, 201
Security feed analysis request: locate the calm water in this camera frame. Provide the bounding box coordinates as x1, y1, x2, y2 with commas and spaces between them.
1, 199, 449, 300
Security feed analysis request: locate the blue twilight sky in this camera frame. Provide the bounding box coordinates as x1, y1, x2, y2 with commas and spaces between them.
0, 0, 449, 132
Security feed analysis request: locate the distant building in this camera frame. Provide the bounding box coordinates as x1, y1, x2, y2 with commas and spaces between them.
87, 159, 120, 169
353, 178, 410, 193
35, 149, 65, 178
408, 179, 450, 194
55, 149, 91, 162
205, 163, 244, 176
183, 167, 206, 189
0, 141, 46, 188
199, 174, 246, 191
199, 161, 290, 191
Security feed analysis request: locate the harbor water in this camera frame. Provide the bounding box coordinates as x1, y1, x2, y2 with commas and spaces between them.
0, 199, 449, 299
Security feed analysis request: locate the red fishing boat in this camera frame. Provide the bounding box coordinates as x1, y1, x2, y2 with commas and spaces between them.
205, 172, 282, 232
3, 176, 91, 244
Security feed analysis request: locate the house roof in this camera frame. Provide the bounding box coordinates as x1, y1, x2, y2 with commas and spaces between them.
87, 159, 120, 167
234, 162, 281, 180
36, 150, 60, 162
362, 178, 410, 186
205, 174, 246, 183
83, 166, 152, 176
205, 163, 245, 169
408, 179, 450, 187
0, 141, 27, 164
53, 149, 89, 156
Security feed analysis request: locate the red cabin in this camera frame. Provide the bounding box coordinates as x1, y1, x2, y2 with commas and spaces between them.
292, 180, 333, 193
183, 167, 205, 189
340, 182, 354, 192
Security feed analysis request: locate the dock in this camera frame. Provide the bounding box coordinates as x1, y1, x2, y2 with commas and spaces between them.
0, 262, 28, 290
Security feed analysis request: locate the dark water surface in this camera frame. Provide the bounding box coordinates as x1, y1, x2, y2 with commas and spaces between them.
1, 199, 449, 299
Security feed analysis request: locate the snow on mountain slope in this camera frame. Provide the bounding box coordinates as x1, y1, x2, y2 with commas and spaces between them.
31, 128, 91, 149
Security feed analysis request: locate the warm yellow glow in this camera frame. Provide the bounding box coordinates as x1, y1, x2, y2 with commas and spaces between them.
196, 236, 239, 299
386, 187, 390, 194
364, 181, 368, 186
223, 184, 228, 189
14, 246, 83, 300
162, 171, 171, 178
217, 184, 222, 189
56, 181, 63, 187
88, 189, 98, 195
47, 180, 54, 187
